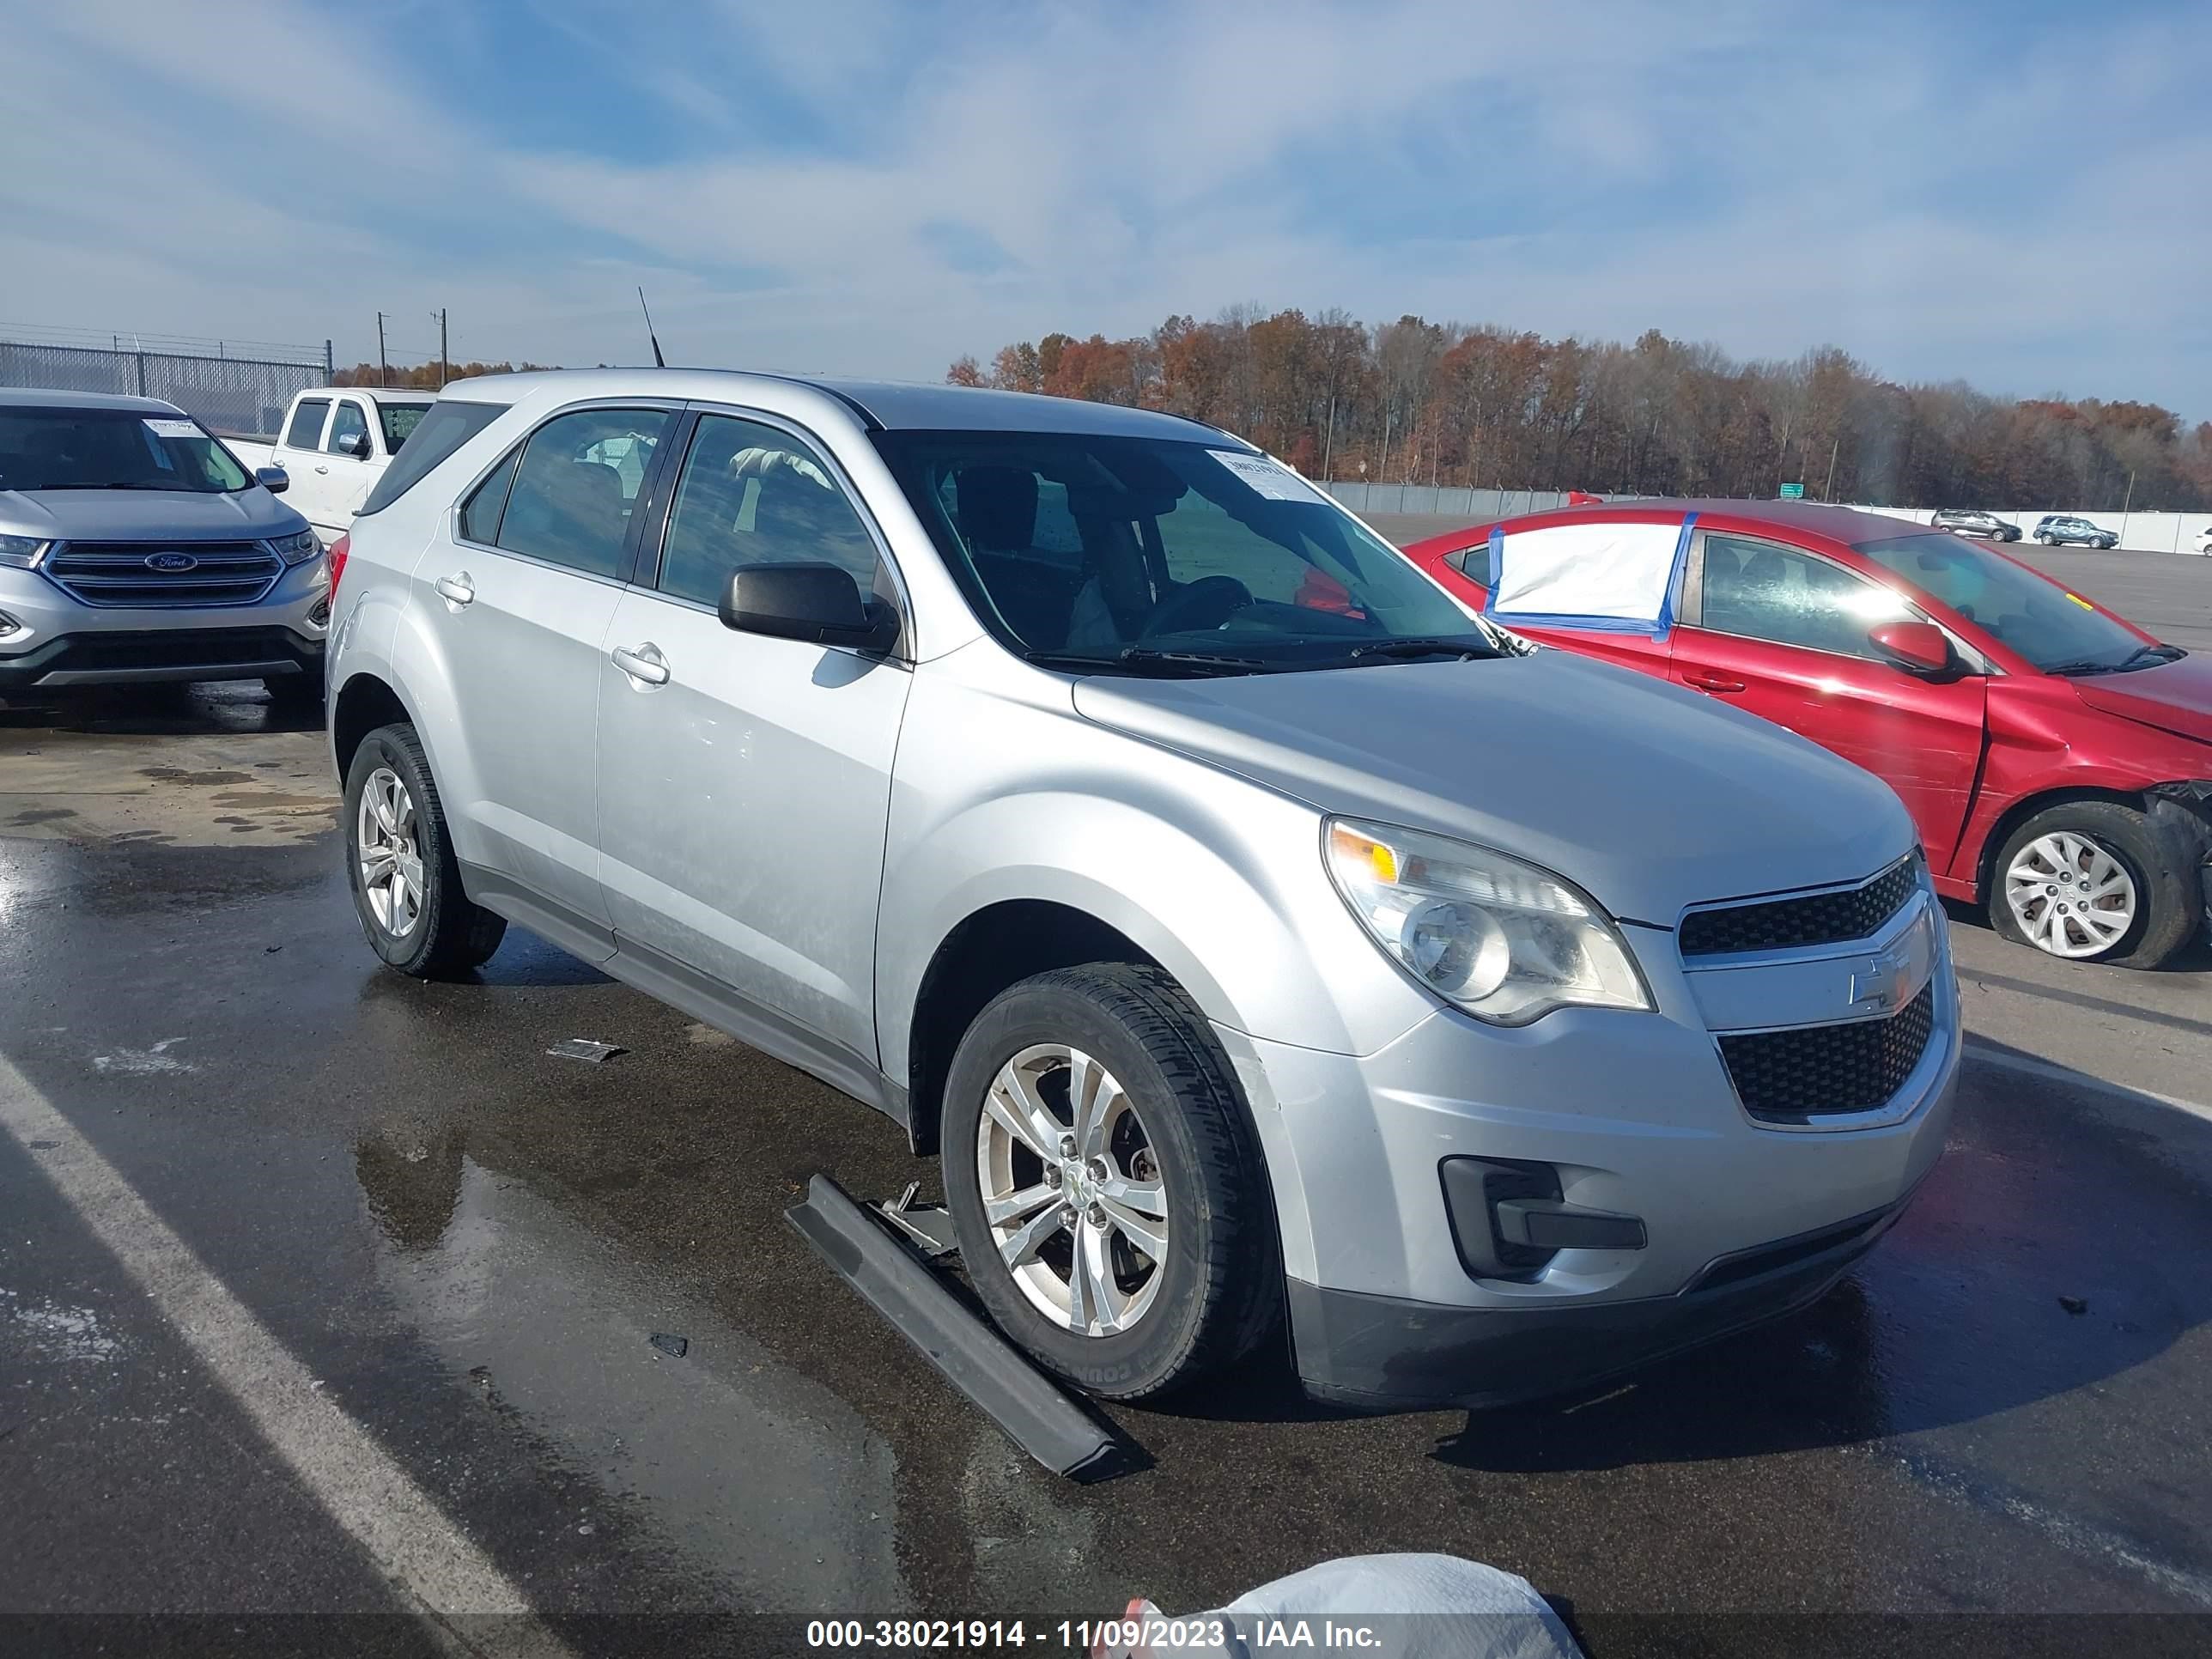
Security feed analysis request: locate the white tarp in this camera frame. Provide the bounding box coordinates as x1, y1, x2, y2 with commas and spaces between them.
1093, 1553, 1582, 1659
1487, 519, 1686, 631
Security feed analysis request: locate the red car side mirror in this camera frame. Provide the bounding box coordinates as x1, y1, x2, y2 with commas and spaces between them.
1868, 619, 1953, 676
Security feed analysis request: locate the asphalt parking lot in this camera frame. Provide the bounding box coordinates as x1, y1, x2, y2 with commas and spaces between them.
3, 548, 2210, 1657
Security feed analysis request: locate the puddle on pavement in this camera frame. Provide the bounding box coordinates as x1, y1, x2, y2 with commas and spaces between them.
1, 684, 336, 848
356, 1133, 910, 1613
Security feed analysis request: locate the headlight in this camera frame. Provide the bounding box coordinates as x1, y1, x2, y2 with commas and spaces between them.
1325, 817, 1652, 1024
270, 528, 321, 566
0, 535, 49, 569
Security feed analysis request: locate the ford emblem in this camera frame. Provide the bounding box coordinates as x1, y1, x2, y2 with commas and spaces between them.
147, 551, 199, 573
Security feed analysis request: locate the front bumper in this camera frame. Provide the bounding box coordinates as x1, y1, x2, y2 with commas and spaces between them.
1221, 890, 1960, 1412
1288, 1186, 1919, 1411
0, 562, 328, 692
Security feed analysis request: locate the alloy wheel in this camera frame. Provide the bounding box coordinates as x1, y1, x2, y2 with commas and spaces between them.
975, 1042, 1169, 1336
2004, 830, 2136, 958
356, 767, 427, 939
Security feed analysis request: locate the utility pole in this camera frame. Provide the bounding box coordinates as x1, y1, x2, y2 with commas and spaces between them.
437, 308, 448, 387
1321, 393, 1336, 481
2119, 468, 2136, 549
1822, 436, 1839, 501
376, 313, 389, 388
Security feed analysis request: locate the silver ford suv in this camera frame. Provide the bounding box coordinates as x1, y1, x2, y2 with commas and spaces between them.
0, 387, 329, 698
326, 369, 1960, 1412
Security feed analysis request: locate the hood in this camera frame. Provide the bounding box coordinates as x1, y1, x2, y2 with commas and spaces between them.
0, 486, 305, 543
2071, 654, 2212, 746
1072, 651, 1915, 927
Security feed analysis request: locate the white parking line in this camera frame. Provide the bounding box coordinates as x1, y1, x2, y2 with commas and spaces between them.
0, 1051, 574, 1659
1963, 1039, 2212, 1126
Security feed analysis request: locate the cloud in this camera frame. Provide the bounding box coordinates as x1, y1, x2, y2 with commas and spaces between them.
2, 0, 2205, 417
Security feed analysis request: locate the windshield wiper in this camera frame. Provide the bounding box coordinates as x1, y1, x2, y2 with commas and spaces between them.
1023, 647, 1275, 678
2045, 643, 2181, 678
26, 481, 191, 491
1338, 636, 1499, 664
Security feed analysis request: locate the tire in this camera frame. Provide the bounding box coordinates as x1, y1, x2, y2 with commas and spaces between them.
2037, 532, 2056, 545
939, 963, 1279, 1401
343, 722, 507, 977
1989, 800, 2202, 968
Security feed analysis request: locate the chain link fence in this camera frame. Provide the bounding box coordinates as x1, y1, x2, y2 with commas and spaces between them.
0, 337, 331, 438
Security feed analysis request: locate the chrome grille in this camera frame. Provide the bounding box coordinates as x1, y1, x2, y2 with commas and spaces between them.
46, 541, 283, 609
1717, 983, 1937, 1123
1680, 854, 1921, 957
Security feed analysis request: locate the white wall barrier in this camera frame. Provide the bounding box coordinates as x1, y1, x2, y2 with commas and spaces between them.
1834, 504, 2211, 556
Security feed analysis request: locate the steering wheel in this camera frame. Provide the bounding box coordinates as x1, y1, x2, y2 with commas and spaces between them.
1141, 575, 1254, 639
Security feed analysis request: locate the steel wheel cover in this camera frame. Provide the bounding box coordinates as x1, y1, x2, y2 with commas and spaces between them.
2004, 830, 2136, 958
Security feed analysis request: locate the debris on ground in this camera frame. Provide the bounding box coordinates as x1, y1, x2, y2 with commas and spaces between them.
547, 1038, 627, 1063
2058, 1295, 2088, 1316
649, 1333, 689, 1358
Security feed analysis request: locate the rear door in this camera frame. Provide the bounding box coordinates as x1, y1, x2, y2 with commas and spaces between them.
1442, 522, 1676, 680
425, 401, 678, 933
272, 395, 333, 528
1669, 529, 1988, 870
594, 406, 912, 1060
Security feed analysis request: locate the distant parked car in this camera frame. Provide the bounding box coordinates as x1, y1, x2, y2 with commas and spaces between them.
2035, 514, 2118, 550
2195, 526, 2212, 556
0, 387, 328, 701
1407, 500, 2212, 968
1932, 507, 2020, 542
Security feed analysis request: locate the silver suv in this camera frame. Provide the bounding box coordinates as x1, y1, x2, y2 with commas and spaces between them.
326, 369, 1960, 1411
0, 387, 329, 698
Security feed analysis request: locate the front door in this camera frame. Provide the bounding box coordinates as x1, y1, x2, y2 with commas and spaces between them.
423, 403, 677, 931
595, 408, 911, 1060
1671, 530, 1988, 872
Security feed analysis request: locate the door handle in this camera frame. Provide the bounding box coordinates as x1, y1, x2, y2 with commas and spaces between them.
611, 642, 670, 686
314, 465, 330, 474
434, 573, 475, 607
1684, 671, 1747, 693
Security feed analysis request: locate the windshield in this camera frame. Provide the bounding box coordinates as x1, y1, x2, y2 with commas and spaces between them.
1859, 533, 2151, 672
872, 429, 1483, 672
0, 405, 251, 494
379, 403, 432, 452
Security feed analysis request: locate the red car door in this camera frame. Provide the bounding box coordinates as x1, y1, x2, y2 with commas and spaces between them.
1669, 529, 1989, 872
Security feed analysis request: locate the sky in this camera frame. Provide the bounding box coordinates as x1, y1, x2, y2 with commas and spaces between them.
6, 0, 2208, 419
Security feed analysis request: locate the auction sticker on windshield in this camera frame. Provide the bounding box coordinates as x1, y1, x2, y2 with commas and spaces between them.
1210, 449, 1323, 502
143, 419, 200, 439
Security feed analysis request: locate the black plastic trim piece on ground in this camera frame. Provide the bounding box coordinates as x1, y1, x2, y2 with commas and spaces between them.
786, 1174, 1130, 1482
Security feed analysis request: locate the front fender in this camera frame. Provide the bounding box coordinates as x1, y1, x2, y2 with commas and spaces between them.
874, 669, 1437, 1090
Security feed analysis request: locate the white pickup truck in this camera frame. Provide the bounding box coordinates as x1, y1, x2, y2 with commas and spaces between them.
226, 386, 434, 546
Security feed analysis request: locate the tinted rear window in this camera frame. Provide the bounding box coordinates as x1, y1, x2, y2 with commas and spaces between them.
358, 400, 509, 516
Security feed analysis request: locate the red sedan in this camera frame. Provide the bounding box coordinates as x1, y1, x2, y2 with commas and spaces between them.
1403, 501, 2212, 967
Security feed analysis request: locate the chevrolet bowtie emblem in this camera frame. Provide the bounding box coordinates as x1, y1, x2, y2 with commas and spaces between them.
1849, 949, 1907, 1013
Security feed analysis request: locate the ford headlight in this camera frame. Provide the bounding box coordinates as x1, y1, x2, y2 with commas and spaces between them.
0, 535, 49, 569
1325, 817, 1652, 1024
270, 528, 321, 566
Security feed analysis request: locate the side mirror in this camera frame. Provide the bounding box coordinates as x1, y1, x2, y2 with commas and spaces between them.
256, 465, 289, 495
347, 433, 374, 459
720, 562, 898, 652
1869, 618, 1954, 676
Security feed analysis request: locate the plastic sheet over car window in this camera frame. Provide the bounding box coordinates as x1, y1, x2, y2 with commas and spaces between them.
1483, 517, 1693, 637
